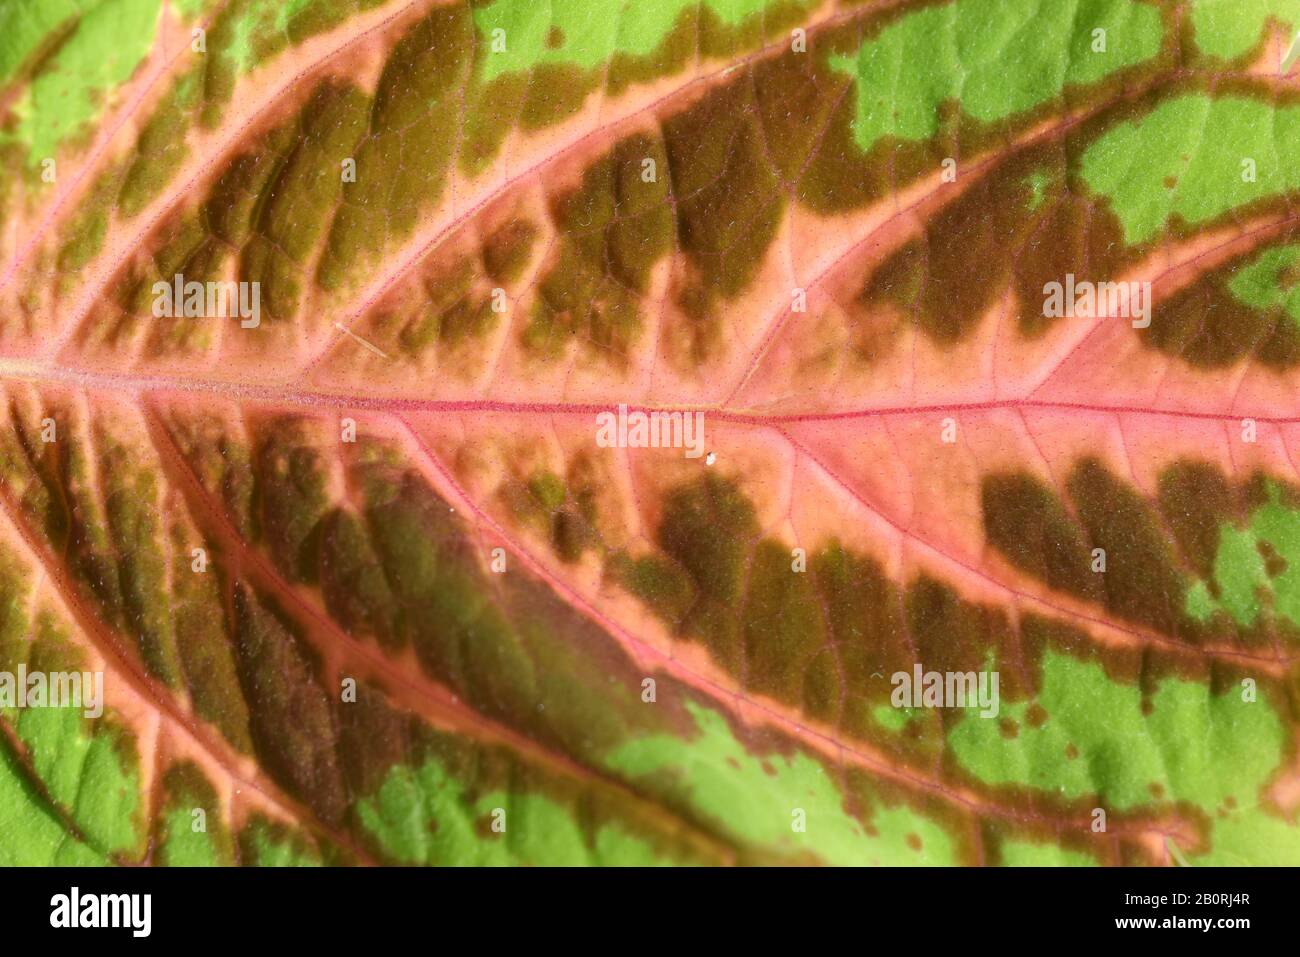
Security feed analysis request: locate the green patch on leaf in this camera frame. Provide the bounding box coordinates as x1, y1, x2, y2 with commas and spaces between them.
830, 0, 1163, 154
1193, 804, 1300, 865
356, 754, 673, 866
0, 0, 94, 85
0, 740, 104, 865
872, 703, 918, 732
13, 706, 143, 858
238, 817, 324, 866
0, 569, 144, 860
4, 0, 162, 166
1186, 481, 1300, 627
998, 840, 1097, 866
155, 763, 234, 866
472, 0, 794, 83
1189, 0, 1300, 61
950, 649, 1282, 815
1080, 94, 1300, 245
1225, 243, 1300, 329
608, 702, 957, 865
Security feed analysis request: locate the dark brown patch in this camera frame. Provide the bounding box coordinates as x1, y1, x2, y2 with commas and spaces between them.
526, 132, 673, 362
982, 471, 1103, 603
861, 142, 1128, 345
231, 585, 347, 827
1157, 461, 1234, 580
1144, 236, 1300, 371
1067, 458, 1189, 639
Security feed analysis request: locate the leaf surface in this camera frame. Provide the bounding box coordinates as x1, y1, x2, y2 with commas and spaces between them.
0, 0, 1297, 865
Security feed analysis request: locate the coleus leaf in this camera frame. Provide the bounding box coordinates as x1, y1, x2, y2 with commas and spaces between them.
0, 0, 1297, 867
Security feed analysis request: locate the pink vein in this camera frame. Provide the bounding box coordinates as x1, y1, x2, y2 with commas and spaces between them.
6, 362, 1300, 425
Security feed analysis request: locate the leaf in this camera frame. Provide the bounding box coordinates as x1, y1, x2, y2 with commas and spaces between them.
0, 0, 1297, 866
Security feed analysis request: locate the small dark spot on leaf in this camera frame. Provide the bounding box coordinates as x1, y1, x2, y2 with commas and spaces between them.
1258, 539, 1287, 578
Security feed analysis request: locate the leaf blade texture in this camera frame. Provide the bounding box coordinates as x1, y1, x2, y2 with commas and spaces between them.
0, 0, 1296, 866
